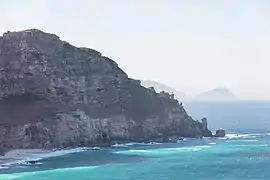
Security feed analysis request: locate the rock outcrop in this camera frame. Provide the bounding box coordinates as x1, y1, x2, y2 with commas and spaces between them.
214, 129, 226, 137
0, 29, 212, 150
201, 117, 213, 137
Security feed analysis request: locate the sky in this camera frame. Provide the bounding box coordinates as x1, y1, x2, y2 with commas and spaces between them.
1, 0, 270, 99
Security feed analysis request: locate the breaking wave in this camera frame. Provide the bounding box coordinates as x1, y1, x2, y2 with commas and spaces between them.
111, 142, 162, 148
222, 133, 259, 140
115, 145, 212, 156
0, 147, 95, 169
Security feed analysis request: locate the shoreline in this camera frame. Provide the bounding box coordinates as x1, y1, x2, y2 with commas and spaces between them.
0, 133, 254, 169
0, 138, 188, 168
0, 149, 52, 168
0, 147, 93, 168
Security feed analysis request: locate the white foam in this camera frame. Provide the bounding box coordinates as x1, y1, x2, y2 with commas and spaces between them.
147, 142, 162, 145
242, 139, 259, 142
123, 143, 139, 146
177, 139, 187, 143
193, 145, 212, 149
0, 147, 93, 168
111, 143, 128, 148
202, 137, 212, 140
91, 147, 101, 150
236, 144, 268, 147
209, 142, 216, 145
222, 133, 256, 140
127, 150, 148, 153
115, 145, 212, 156
112, 142, 162, 148
39, 165, 99, 173
1, 159, 41, 168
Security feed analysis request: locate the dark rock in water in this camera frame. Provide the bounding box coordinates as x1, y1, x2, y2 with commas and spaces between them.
178, 137, 184, 141
0, 29, 213, 150
25, 160, 39, 165
214, 129, 226, 137
151, 135, 184, 143
167, 136, 185, 143
202, 130, 213, 137
91, 147, 101, 151
201, 118, 213, 137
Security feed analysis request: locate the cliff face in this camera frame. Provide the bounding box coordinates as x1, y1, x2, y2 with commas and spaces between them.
0, 29, 211, 150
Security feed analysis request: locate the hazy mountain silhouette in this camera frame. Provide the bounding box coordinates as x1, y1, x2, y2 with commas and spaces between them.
195, 88, 236, 101
140, 81, 236, 102
140, 80, 186, 100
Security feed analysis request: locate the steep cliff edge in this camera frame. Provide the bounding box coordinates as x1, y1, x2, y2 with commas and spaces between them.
0, 29, 212, 150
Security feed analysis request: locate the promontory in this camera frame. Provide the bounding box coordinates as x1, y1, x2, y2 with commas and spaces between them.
0, 29, 212, 151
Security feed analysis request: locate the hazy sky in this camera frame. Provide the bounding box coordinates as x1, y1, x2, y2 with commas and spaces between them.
1, 0, 270, 99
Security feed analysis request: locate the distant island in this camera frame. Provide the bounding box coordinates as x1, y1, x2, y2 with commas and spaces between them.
140, 80, 186, 101
141, 81, 236, 102
195, 88, 236, 101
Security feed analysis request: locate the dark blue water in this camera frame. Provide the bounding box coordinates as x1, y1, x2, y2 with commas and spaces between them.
184, 101, 270, 131
0, 101, 270, 180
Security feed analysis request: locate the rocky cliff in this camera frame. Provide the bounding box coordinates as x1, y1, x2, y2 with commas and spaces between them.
0, 29, 212, 151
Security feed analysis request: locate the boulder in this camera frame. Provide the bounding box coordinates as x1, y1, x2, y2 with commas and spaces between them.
214, 129, 226, 137
202, 129, 213, 137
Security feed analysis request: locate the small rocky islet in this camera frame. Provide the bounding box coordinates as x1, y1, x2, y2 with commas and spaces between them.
0, 29, 225, 154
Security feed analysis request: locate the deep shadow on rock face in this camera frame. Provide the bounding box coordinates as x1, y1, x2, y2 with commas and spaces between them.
0, 29, 212, 150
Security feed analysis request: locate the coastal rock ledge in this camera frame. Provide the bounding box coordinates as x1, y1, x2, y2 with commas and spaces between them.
0, 29, 212, 151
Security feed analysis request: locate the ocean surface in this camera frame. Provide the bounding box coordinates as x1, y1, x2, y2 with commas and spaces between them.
1, 101, 270, 180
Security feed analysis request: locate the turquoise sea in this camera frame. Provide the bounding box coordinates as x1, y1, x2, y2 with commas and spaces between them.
0, 101, 270, 180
